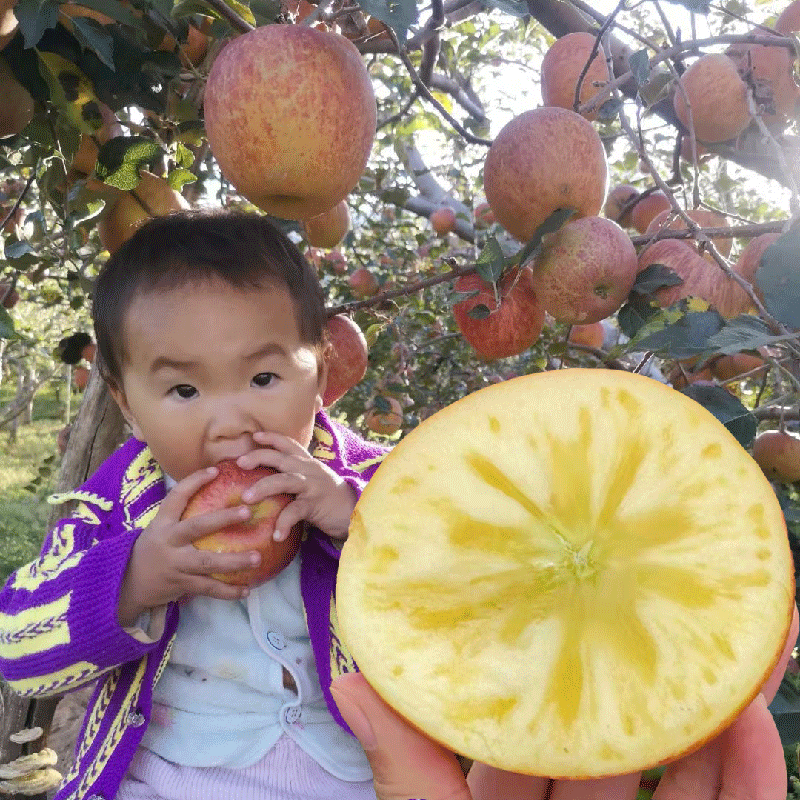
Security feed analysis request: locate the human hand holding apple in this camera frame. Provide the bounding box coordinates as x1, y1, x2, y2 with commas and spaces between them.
118, 466, 267, 627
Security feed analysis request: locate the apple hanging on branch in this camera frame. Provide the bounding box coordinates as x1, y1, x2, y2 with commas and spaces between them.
204, 25, 376, 221
323, 314, 369, 407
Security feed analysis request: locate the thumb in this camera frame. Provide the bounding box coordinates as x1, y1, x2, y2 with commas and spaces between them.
331, 672, 472, 800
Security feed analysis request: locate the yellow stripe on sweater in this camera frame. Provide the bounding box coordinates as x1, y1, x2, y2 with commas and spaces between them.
5, 661, 99, 697
0, 594, 71, 658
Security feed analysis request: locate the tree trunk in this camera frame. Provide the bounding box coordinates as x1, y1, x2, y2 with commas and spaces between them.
0, 368, 126, 799
24, 364, 35, 424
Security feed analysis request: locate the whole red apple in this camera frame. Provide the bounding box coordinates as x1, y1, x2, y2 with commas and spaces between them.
73, 365, 90, 391
183, 461, 300, 586
452, 266, 545, 360
430, 206, 456, 237
349, 267, 379, 297
364, 397, 403, 436
204, 26, 376, 221
323, 314, 369, 406
568, 321, 605, 349
529, 216, 638, 325
751, 430, 800, 483
630, 191, 671, 234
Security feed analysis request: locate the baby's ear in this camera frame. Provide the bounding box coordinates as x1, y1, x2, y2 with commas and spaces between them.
107, 383, 144, 441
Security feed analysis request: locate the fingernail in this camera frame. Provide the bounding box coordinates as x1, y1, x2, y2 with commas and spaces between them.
238, 506, 251, 518
241, 490, 253, 502
273, 530, 283, 542
249, 552, 261, 565
330, 683, 377, 749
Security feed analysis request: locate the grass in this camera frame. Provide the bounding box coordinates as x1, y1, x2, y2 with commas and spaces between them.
0, 382, 67, 584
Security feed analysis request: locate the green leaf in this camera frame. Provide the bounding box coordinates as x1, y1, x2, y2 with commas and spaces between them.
69, 17, 116, 71
631, 264, 684, 295
481, 0, 529, 16
638, 71, 673, 108
14, 0, 59, 48
380, 187, 411, 207
374, 395, 392, 413
707, 315, 797, 355
597, 98, 622, 121
355, 0, 418, 42
755, 228, 800, 329
475, 236, 505, 284
36, 51, 105, 135
628, 50, 651, 87
4, 241, 34, 259
631, 310, 726, 358
467, 304, 491, 320
518, 207, 576, 266
95, 137, 163, 189
167, 168, 198, 191
617, 295, 661, 339
680, 384, 757, 447
0, 307, 15, 339
665, 0, 710, 11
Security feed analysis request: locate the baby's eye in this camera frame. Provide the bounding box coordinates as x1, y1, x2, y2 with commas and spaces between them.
171, 384, 197, 399
253, 372, 277, 387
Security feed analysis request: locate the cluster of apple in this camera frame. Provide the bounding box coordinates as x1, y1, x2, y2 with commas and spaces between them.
448, 17, 799, 363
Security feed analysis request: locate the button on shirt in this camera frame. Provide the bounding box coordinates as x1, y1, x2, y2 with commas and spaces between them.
140, 553, 372, 781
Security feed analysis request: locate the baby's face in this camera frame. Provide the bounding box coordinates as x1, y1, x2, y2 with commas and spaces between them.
109, 278, 326, 481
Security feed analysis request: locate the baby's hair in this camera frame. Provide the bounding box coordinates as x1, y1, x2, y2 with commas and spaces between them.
92, 209, 327, 388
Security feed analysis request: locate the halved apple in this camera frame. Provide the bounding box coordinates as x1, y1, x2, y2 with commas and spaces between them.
336, 368, 794, 778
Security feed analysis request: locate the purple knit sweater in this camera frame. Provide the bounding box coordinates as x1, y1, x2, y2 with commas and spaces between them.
0, 411, 388, 800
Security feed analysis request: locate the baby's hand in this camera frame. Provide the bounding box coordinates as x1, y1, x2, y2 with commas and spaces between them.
117, 467, 262, 626
236, 431, 357, 542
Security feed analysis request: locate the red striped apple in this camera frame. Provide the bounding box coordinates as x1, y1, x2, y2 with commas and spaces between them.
183, 461, 300, 586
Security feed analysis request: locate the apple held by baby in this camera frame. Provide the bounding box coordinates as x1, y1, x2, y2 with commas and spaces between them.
182, 460, 301, 586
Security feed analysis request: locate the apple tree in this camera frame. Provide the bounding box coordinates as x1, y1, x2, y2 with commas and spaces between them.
1, 0, 800, 789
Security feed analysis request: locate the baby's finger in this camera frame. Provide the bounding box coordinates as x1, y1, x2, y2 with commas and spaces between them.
185, 575, 252, 603
548, 773, 641, 800
240, 472, 305, 505
251, 430, 308, 457
157, 466, 220, 521
273, 500, 308, 542
171, 504, 252, 545
180, 546, 262, 578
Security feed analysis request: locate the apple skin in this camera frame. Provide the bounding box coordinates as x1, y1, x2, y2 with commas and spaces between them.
603, 184, 639, 228
204, 25, 376, 221
645, 208, 732, 257
0, 57, 34, 140
630, 191, 671, 234
726, 35, 800, 123
453, 266, 545, 360
483, 107, 608, 243
751, 430, 800, 483
638, 239, 753, 318
776, 0, 800, 33
473, 202, 495, 229
364, 397, 402, 435
349, 267, 379, 297
183, 461, 300, 587
323, 314, 368, 406
568, 322, 605, 349
529, 216, 638, 325
540, 32, 608, 120
99, 171, 190, 254
304, 200, 350, 249
673, 54, 751, 143
430, 206, 456, 237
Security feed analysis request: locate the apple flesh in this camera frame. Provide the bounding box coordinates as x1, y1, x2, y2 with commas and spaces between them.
183, 461, 300, 586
